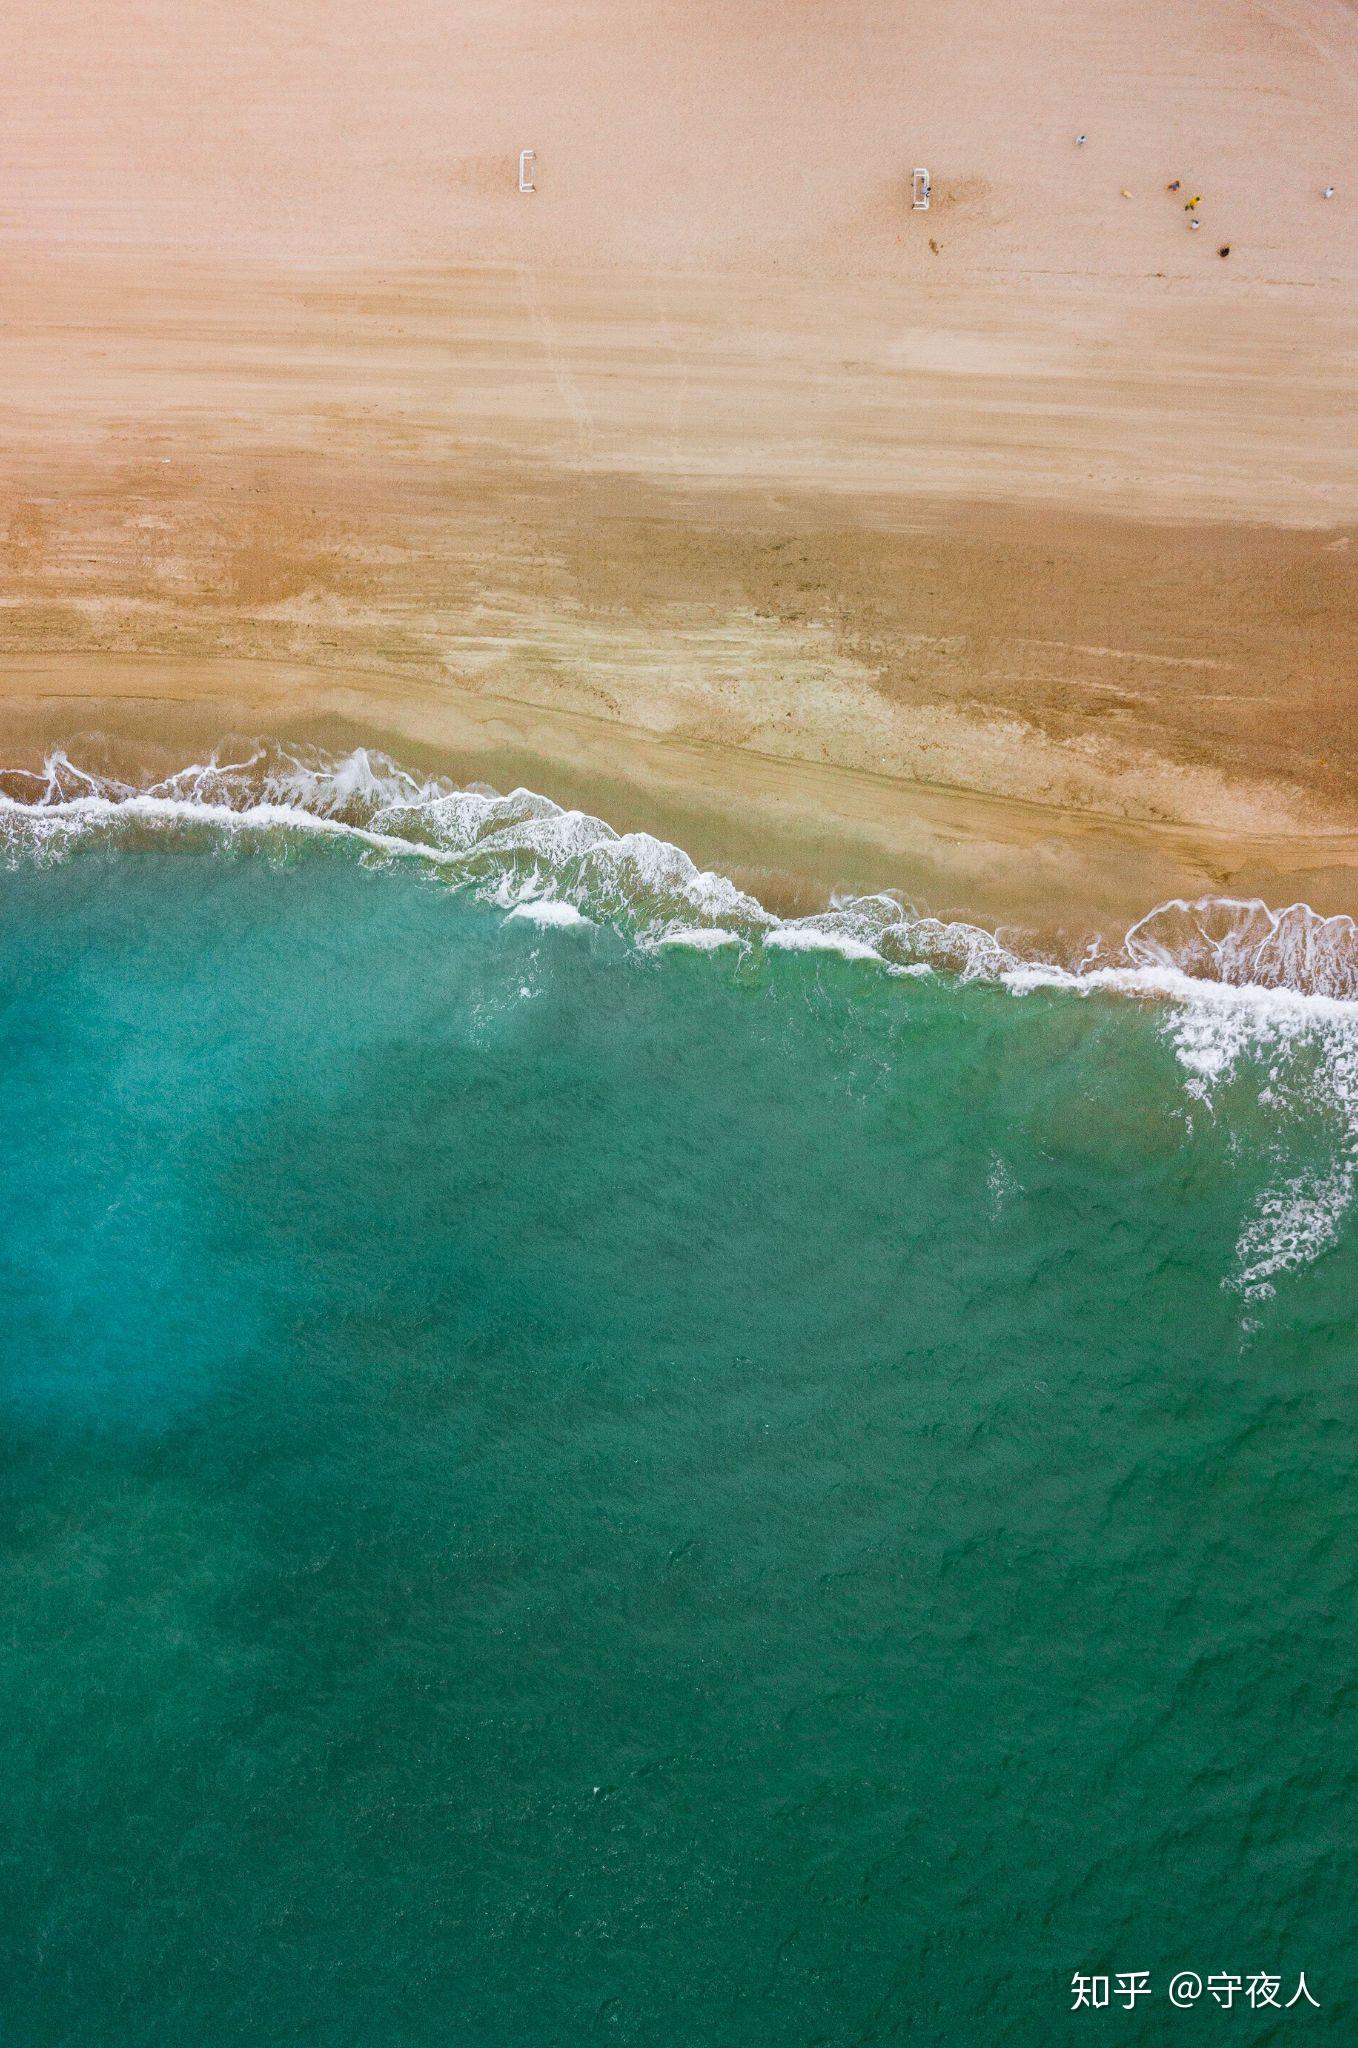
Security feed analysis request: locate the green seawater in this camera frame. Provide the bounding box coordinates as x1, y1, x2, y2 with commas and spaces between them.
2, 828, 1357, 2045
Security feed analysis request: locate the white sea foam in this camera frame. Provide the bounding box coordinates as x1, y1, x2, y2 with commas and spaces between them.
764, 925, 884, 962
1235, 1159, 1356, 1300
1123, 895, 1358, 1002
505, 898, 590, 927
655, 926, 741, 951
5, 742, 1358, 1300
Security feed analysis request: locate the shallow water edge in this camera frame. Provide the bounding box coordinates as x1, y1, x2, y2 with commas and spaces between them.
4, 659, 1358, 955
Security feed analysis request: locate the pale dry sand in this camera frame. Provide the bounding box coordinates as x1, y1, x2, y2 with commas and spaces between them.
3, 0, 1358, 941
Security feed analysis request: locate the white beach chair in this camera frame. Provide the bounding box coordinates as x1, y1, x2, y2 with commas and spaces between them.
912, 168, 931, 211
518, 149, 536, 193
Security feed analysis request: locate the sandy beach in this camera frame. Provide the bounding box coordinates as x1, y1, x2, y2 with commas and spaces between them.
8, 18, 1358, 2030
3, 0, 1358, 942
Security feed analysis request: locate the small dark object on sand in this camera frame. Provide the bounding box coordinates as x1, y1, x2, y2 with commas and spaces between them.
929, 238, 940, 254
1167, 179, 1180, 192
1219, 244, 1230, 258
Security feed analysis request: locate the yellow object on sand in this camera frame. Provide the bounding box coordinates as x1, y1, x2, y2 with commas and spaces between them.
1121, 188, 1132, 198
1185, 195, 1201, 211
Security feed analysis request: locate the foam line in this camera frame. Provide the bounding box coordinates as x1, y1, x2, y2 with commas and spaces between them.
3, 743, 1356, 1007
4, 741, 1358, 1301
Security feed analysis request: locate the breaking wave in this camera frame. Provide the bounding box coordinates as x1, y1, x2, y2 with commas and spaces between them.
4, 742, 1358, 1302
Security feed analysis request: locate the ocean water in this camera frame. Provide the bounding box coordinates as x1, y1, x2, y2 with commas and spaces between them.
2, 750, 1357, 2045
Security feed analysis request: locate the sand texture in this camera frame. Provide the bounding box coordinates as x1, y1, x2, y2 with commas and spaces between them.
3, 0, 1357, 937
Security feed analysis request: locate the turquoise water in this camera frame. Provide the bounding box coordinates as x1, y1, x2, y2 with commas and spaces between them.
2, 762, 1357, 2044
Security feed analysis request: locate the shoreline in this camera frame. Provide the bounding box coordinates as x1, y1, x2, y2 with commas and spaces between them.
6, 653, 1358, 957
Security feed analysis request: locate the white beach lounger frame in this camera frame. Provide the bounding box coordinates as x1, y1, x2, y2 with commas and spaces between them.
912, 168, 931, 210
518, 149, 536, 193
